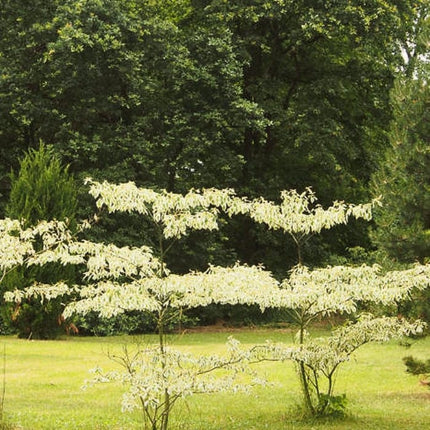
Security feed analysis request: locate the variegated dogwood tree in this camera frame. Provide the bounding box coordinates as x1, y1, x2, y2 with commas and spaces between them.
237, 190, 429, 416
4, 180, 281, 430
3, 181, 430, 424
0, 217, 78, 285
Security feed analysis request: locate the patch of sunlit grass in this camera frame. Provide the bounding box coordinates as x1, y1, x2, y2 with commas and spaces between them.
1, 330, 429, 429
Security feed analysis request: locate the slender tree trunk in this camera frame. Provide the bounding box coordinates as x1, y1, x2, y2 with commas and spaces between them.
298, 362, 315, 414
298, 318, 315, 415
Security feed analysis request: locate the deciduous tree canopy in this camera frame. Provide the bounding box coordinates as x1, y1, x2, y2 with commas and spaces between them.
0, 0, 427, 278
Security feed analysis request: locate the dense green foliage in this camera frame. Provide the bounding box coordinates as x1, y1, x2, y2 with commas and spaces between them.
1, 144, 77, 339
371, 70, 430, 264
0, 1, 425, 267
371, 2, 429, 263
0, 0, 428, 328
7, 143, 77, 228
403, 355, 430, 378
371, 50, 429, 321
371, 14, 430, 370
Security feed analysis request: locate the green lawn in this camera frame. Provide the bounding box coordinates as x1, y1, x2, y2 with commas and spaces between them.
1, 329, 429, 430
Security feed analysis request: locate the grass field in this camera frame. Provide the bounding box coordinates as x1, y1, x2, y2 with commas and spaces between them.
1, 328, 429, 429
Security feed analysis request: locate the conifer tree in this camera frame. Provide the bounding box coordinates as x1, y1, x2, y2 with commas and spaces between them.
7, 143, 77, 228
2, 143, 77, 338
371, 70, 429, 263
371, 60, 429, 318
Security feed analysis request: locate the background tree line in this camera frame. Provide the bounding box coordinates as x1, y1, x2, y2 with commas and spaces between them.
0, 0, 428, 336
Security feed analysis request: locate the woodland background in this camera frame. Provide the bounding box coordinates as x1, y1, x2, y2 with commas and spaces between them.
0, 0, 428, 335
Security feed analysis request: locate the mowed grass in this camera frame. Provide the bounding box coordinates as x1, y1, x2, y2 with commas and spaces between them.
1, 329, 429, 430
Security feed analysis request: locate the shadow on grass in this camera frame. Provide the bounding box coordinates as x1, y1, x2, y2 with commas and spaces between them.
0, 422, 16, 430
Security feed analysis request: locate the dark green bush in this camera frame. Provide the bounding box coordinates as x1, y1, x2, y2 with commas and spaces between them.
75, 310, 198, 336
403, 355, 430, 376
2, 143, 77, 339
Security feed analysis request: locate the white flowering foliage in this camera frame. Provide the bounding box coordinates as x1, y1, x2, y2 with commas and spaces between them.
63, 264, 280, 319
263, 314, 425, 368
0, 218, 75, 277
222, 185, 428, 417
279, 264, 430, 320
86, 180, 379, 241
2, 238, 161, 314
87, 179, 238, 239
253, 313, 426, 417
72, 241, 159, 281
267, 261, 430, 414
244, 188, 378, 236
4, 282, 72, 304
0, 219, 34, 273
85, 337, 265, 429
